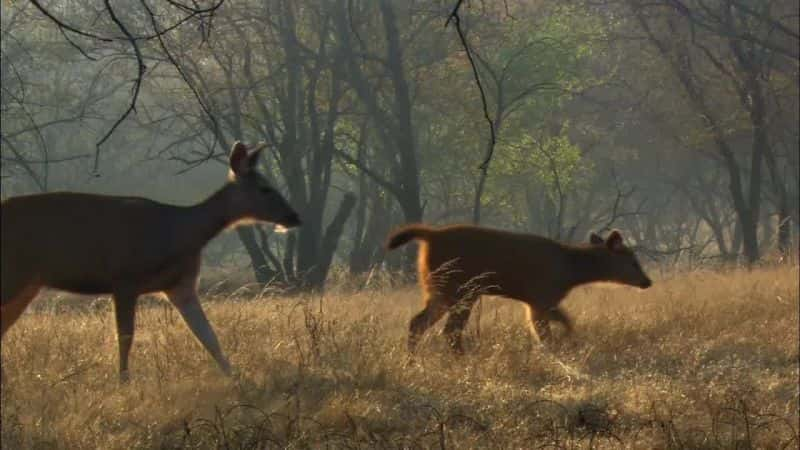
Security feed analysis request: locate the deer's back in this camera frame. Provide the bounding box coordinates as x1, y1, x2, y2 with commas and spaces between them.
2, 193, 198, 295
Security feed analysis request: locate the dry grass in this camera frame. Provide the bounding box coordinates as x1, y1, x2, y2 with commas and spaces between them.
2, 265, 798, 449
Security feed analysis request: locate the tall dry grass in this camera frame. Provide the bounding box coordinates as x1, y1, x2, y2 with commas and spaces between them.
2, 265, 798, 449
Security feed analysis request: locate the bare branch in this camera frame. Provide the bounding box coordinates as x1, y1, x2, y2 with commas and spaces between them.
29, 0, 225, 43
91, 0, 146, 175
26, 0, 227, 173
29, 0, 113, 42
446, 1, 496, 171
141, 0, 224, 164
0, 135, 45, 192
332, 147, 402, 199
446, 1, 500, 225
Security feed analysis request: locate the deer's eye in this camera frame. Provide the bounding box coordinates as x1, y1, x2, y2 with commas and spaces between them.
259, 186, 273, 193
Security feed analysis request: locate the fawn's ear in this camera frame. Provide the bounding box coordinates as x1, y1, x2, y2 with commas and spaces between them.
229, 141, 251, 175
606, 230, 624, 252
590, 233, 604, 245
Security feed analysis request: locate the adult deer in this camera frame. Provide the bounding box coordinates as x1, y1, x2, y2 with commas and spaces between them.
1, 141, 301, 381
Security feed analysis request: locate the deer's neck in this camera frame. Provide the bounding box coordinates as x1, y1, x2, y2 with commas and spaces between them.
565, 245, 612, 287
174, 184, 239, 254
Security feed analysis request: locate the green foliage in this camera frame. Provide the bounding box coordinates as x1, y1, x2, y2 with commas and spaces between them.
506, 130, 592, 203
3, 0, 796, 265
411, 3, 606, 225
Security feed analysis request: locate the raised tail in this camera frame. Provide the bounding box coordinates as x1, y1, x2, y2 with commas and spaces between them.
386, 224, 435, 250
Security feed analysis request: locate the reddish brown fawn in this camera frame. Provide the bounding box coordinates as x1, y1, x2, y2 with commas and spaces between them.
386, 224, 652, 354
1, 141, 301, 381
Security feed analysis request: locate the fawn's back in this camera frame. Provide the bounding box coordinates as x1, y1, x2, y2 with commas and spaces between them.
406, 224, 651, 309
418, 226, 570, 304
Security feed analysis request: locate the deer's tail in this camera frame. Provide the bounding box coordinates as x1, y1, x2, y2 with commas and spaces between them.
386, 224, 435, 250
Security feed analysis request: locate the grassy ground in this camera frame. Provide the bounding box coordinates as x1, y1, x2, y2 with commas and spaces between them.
2, 265, 798, 449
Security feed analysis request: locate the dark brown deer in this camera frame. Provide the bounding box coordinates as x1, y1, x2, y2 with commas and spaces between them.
1, 141, 301, 381
386, 224, 652, 354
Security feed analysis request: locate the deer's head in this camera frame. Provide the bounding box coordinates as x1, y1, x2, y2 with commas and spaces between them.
227, 141, 301, 228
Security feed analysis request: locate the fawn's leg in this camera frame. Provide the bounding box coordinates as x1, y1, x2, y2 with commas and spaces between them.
525, 305, 552, 345
442, 296, 478, 354
112, 291, 139, 383
408, 293, 449, 353
547, 307, 573, 336
166, 281, 231, 376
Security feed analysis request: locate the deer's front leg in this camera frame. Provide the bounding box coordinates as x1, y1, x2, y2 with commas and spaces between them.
166, 283, 231, 376
112, 291, 139, 383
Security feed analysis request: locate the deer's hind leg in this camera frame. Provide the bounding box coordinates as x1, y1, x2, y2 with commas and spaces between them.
408, 292, 449, 353
1, 282, 41, 338
1, 281, 40, 384
443, 296, 478, 355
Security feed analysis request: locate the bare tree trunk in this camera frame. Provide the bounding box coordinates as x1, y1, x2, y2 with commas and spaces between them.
349, 179, 391, 274
632, 5, 764, 264
332, 0, 424, 228
762, 134, 792, 256
472, 113, 502, 224
731, 221, 743, 260
283, 233, 297, 285
236, 227, 278, 284
307, 193, 357, 290
331, 1, 423, 272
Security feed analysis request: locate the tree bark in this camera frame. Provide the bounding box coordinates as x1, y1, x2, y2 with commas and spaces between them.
632, 5, 764, 264
236, 227, 278, 284
332, 0, 423, 228
307, 193, 357, 290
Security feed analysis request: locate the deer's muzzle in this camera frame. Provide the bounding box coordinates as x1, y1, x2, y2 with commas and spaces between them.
282, 212, 302, 228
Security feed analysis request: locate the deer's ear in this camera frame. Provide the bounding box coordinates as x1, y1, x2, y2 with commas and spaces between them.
606, 230, 624, 252
229, 141, 251, 175
590, 233, 604, 245
246, 142, 266, 170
